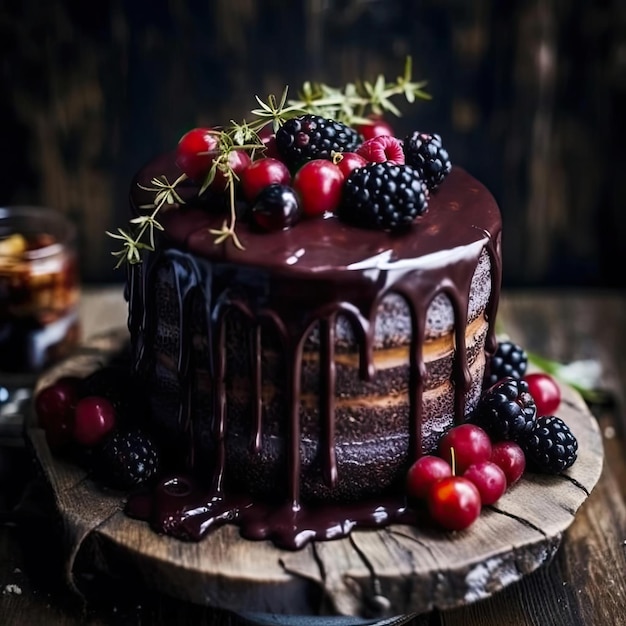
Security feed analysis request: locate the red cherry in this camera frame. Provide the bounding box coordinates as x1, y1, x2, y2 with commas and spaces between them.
490, 440, 526, 486
73, 396, 116, 446
428, 476, 481, 531
35, 378, 80, 449
240, 157, 291, 202
335, 152, 368, 178
356, 136, 405, 164
292, 160, 344, 217
464, 461, 507, 505
438, 424, 492, 474
258, 126, 281, 160
406, 455, 452, 500
524, 372, 561, 416
175, 127, 220, 181
210, 149, 252, 192
355, 116, 395, 141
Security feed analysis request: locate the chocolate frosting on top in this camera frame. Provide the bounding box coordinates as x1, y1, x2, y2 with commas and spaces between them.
130, 154, 501, 277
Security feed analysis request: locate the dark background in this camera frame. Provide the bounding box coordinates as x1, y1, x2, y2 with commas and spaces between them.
1, 0, 624, 288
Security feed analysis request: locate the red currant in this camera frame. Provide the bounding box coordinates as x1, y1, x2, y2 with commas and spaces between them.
406, 455, 452, 500
73, 396, 116, 446
292, 160, 344, 217
464, 461, 507, 505
490, 440, 526, 486
210, 149, 252, 192
428, 476, 481, 531
240, 157, 291, 202
175, 127, 220, 181
355, 115, 394, 141
335, 152, 367, 179
524, 372, 561, 416
35, 378, 80, 449
438, 424, 492, 474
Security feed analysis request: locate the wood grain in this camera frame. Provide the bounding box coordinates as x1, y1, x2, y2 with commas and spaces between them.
25, 326, 604, 620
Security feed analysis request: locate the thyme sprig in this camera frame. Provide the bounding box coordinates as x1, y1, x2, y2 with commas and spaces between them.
108, 56, 430, 266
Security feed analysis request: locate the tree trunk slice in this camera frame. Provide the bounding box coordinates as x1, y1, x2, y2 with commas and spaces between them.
25, 328, 604, 620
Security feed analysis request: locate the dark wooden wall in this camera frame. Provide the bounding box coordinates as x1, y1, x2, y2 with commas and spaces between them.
1, 0, 625, 288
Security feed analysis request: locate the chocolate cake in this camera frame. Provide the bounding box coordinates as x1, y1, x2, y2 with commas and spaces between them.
123, 152, 502, 548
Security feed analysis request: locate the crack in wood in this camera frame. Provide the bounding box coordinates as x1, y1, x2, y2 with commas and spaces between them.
562, 474, 591, 496
488, 505, 549, 537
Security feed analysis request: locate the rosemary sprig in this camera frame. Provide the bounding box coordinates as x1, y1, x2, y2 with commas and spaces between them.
107, 56, 430, 266
107, 174, 186, 267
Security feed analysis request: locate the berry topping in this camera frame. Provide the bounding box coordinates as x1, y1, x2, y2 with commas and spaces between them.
406, 455, 452, 500
522, 416, 578, 474
427, 476, 482, 531
463, 460, 507, 506
292, 159, 344, 217
334, 152, 368, 178
490, 440, 526, 486
210, 149, 252, 192
240, 157, 291, 202
474, 378, 537, 443
73, 396, 116, 447
354, 115, 394, 141
97, 429, 160, 490
35, 378, 80, 449
486, 340, 528, 387
524, 372, 561, 416
338, 162, 428, 232
403, 132, 451, 191
251, 184, 300, 232
257, 126, 281, 160
437, 423, 492, 474
275, 114, 361, 170
175, 127, 219, 181
356, 135, 405, 164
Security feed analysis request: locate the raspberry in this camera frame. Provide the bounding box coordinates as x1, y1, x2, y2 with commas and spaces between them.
403, 132, 451, 191
522, 416, 578, 474
338, 162, 428, 232
357, 135, 405, 164
473, 378, 537, 443
97, 430, 160, 489
275, 114, 361, 170
485, 340, 528, 387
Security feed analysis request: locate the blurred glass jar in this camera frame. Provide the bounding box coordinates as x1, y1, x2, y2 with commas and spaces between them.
0, 206, 80, 374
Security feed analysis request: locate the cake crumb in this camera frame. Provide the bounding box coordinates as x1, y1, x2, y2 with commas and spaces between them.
604, 426, 616, 439
3, 584, 22, 595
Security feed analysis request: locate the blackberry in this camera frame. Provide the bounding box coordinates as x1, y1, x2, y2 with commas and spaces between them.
275, 114, 361, 169
97, 429, 160, 489
338, 162, 429, 232
474, 377, 537, 442
403, 132, 452, 191
522, 416, 578, 474
485, 340, 528, 387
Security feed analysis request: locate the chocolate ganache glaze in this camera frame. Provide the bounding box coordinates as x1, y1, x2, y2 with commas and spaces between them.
125, 153, 502, 549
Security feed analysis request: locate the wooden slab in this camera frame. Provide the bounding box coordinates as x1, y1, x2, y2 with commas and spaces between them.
26, 329, 604, 620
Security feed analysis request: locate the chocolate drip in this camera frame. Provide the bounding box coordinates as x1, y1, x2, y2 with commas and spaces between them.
125, 163, 503, 549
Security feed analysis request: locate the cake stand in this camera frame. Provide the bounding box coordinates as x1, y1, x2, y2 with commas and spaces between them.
25, 328, 604, 623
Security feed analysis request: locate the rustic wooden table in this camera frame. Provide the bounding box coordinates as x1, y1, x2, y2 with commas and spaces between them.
1, 287, 625, 626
